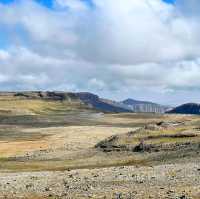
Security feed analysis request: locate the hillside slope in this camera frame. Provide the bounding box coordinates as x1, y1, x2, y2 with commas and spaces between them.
0, 91, 90, 116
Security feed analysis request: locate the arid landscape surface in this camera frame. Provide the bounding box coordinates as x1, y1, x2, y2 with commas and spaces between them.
0, 93, 199, 199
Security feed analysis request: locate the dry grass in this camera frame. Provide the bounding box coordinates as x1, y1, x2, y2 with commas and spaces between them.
0, 153, 146, 172
0, 140, 49, 158
0, 99, 86, 116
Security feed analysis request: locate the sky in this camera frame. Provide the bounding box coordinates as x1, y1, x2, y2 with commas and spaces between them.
0, 0, 200, 105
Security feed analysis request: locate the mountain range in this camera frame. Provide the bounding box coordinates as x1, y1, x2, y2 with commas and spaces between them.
76, 92, 169, 113
4, 91, 200, 114
0, 91, 169, 114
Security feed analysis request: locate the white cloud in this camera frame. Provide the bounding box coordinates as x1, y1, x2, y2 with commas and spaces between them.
0, 0, 200, 104
88, 78, 106, 90
0, 50, 10, 60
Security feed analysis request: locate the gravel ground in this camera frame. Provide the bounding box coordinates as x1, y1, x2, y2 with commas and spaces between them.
0, 161, 200, 199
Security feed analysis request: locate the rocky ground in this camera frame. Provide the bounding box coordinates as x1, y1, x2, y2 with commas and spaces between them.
0, 161, 200, 199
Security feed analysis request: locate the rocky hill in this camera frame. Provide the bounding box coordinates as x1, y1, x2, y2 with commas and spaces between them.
95, 121, 200, 153
167, 103, 200, 115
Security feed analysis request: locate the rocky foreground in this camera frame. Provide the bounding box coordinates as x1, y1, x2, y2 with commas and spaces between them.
0, 161, 200, 199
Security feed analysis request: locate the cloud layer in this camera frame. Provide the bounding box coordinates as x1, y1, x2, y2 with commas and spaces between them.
0, 0, 200, 105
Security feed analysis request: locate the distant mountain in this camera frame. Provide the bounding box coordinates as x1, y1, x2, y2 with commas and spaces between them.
121, 98, 169, 113
167, 103, 200, 115
75, 92, 131, 113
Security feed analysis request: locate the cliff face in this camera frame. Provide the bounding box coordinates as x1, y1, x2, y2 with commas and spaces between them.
10, 91, 79, 101
121, 99, 168, 113
125, 104, 167, 113
167, 103, 200, 115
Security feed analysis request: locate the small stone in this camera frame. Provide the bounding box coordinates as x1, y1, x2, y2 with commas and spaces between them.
26, 184, 33, 189
115, 193, 123, 199
69, 174, 73, 178
45, 187, 52, 192
179, 195, 188, 199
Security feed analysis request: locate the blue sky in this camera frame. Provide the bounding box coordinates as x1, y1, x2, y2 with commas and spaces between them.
164, 0, 175, 3
0, 0, 175, 7
0, 0, 200, 105
0, 0, 52, 7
